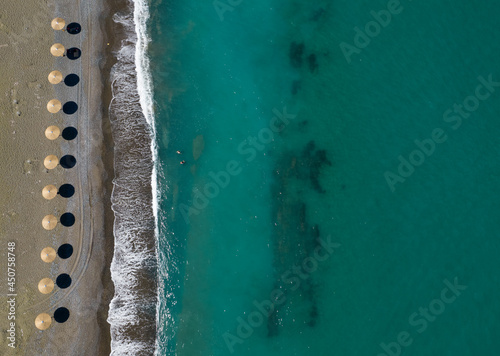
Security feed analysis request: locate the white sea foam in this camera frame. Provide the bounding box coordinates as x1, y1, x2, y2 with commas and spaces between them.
132, 0, 163, 353
107, 0, 160, 354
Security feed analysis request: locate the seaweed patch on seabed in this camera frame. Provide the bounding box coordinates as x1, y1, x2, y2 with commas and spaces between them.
289, 41, 305, 68
311, 7, 326, 22
298, 140, 332, 193
267, 142, 332, 336
308, 54, 318, 73
291, 80, 302, 95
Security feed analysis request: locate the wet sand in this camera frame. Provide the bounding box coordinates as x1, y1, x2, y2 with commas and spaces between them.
0, 0, 115, 354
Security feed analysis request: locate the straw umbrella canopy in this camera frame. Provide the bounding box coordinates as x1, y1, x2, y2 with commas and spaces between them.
35, 313, 52, 330
44, 155, 59, 170
51, 18, 66, 30
41, 247, 57, 263
47, 99, 62, 113
45, 126, 60, 140
50, 43, 65, 57
42, 215, 58, 230
48, 70, 63, 84
38, 278, 55, 294
42, 185, 58, 200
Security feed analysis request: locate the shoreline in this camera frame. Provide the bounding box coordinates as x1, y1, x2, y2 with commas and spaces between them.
106, 0, 159, 353
96, 0, 121, 353
93, 0, 120, 352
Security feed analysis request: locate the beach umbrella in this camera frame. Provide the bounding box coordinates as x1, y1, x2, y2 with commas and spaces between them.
35, 313, 52, 330
44, 155, 59, 170
48, 70, 63, 84
38, 278, 54, 294
41, 247, 57, 263
47, 99, 62, 113
50, 43, 65, 57
42, 215, 58, 230
45, 126, 60, 140
42, 185, 58, 200
51, 18, 65, 30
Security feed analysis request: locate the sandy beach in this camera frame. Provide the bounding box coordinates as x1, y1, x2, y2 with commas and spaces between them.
0, 0, 115, 354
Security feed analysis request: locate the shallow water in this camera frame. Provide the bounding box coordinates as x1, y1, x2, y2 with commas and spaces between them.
110, 0, 500, 354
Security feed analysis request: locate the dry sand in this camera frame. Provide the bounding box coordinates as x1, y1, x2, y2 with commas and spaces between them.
0, 0, 115, 354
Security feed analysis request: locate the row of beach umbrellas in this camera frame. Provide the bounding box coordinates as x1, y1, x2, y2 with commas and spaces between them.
44, 24, 80, 170
36, 17, 82, 331
50, 18, 81, 58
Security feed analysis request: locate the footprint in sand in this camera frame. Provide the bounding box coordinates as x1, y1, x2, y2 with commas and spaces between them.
0, 19, 11, 36
28, 80, 43, 104
2, 210, 18, 223
10, 87, 20, 117
23, 159, 38, 175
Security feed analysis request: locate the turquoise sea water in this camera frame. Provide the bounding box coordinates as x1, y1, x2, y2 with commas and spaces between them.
144, 0, 500, 355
